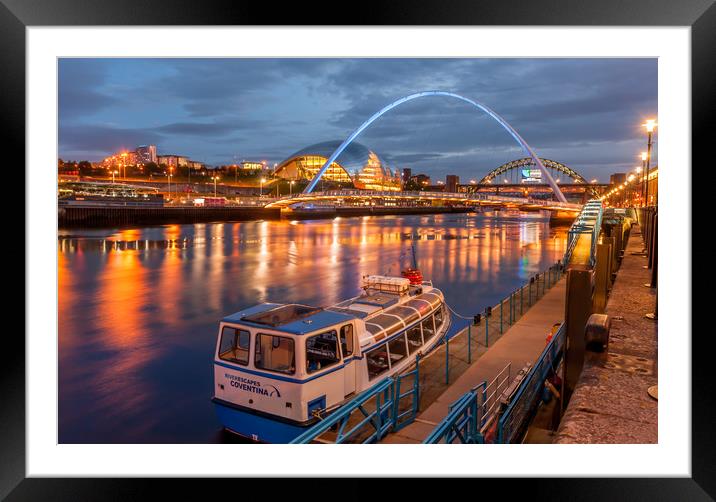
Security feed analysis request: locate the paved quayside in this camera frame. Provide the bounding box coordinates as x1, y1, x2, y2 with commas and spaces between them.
383, 278, 567, 443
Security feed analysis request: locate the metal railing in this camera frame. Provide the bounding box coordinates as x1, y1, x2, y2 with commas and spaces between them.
563, 199, 603, 267
290, 356, 421, 444
423, 362, 511, 444
496, 322, 567, 444
442, 259, 564, 384
423, 382, 487, 444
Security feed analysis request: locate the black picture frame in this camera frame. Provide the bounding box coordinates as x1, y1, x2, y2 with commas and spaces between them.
4, 0, 710, 499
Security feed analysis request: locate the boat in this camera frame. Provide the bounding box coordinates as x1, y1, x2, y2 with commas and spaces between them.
212, 273, 451, 443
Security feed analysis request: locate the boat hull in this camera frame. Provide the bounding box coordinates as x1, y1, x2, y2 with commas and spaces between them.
214, 398, 313, 443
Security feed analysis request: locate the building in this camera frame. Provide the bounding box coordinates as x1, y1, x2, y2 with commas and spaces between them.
402, 168, 412, 188
446, 174, 460, 193
609, 173, 627, 185
136, 145, 157, 164
412, 174, 431, 187
240, 161, 264, 171
158, 155, 190, 168
273, 140, 401, 191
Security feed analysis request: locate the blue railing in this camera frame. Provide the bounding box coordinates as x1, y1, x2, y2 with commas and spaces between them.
423, 382, 487, 444
496, 322, 567, 444
290, 356, 421, 444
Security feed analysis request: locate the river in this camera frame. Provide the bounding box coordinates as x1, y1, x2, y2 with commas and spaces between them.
58, 211, 568, 443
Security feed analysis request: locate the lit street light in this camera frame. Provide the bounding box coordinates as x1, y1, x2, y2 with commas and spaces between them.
643, 120, 657, 207
212, 176, 219, 197
289, 180, 295, 196
260, 177, 265, 197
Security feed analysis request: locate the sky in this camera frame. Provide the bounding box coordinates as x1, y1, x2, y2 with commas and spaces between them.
58, 58, 657, 183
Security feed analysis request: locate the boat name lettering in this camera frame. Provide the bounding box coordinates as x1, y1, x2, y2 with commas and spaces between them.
224, 373, 281, 398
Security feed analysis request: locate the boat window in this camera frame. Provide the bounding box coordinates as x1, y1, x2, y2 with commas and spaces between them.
218, 326, 251, 365
255, 333, 295, 374
384, 305, 420, 325
422, 315, 435, 341
434, 305, 444, 328
406, 325, 422, 354
365, 345, 390, 380
306, 330, 340, 374
369, 314, 404, 337
388, 334, 408, 365
339, 324, 354, 358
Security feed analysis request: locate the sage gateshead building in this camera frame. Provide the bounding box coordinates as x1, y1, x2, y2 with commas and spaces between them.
273, 140, 401, 191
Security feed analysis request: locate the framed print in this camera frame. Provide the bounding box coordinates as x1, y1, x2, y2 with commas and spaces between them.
3, 0, 712, 498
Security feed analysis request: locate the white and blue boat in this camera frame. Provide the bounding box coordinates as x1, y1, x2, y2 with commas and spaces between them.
212, 274, 450, 443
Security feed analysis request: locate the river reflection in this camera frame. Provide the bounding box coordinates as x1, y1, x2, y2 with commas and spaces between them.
58, 212, 567, 443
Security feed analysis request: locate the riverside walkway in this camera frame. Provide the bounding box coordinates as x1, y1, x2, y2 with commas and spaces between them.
383, 277, 567, 443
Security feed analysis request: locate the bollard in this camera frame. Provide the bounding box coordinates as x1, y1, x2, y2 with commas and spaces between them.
474, 313, 482, 325
486, 306, 492, 317
585, 313, 611, 352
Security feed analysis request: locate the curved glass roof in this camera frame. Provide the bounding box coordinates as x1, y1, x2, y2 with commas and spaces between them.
276, 140, 395, 179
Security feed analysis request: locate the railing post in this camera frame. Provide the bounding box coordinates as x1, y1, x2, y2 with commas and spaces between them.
529, 278, 532, 306
520, 286, 524, 315
509, 293, 513, 324
485, 309, 489, 346
467, 324, 472, 363
500, 299, 504, 334
445, 336, 450, 385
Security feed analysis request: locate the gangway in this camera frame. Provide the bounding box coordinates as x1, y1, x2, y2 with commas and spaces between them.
564, 199, 603, 267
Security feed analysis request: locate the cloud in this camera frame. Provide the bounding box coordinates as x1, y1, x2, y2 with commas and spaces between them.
58, 58, 657, 180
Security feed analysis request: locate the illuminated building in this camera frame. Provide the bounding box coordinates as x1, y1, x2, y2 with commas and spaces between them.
158, 155, 189, 168
136, 145, 157, 164
274, 141, 400, 191
240, 161, 264, 171
446, 174, 459, 193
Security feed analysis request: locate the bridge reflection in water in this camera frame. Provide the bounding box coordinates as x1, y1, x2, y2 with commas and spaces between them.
58, 212, 568, 443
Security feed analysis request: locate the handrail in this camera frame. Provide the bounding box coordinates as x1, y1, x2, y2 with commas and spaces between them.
290, 355, 421, 444
496, 322, 567, 444
423, 382, 487, 444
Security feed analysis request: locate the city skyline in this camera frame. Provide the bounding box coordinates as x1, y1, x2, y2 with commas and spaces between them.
59, 58, 657, 182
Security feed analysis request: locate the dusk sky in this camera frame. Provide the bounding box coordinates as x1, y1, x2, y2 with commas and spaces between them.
59, 58, 657, 182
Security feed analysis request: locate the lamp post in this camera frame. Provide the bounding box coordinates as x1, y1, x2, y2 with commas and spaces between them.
260, 177, 265, 197
289, 180, 295, 197
644, 120, 656, 207
627, 174, 635, 206
112, 170, 117, 183
212, 176, 218, 197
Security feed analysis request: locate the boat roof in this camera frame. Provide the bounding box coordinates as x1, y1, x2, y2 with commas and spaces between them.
222, 302, 357, 336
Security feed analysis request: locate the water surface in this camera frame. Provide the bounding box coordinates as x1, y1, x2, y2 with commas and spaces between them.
58, 212, 567, 443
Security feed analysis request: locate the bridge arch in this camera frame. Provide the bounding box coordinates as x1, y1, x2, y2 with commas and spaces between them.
479, 157, 588, 185
303, 90, 568, 203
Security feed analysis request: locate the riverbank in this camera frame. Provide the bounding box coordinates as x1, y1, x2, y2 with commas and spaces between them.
58, 204, 477, 227
553, 223, 657, 443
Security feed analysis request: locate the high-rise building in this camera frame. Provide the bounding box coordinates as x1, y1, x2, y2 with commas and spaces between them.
446, 174, 459, 193
402, 168, 412, 187
609, 173, 627, 185
136, 145, 157, 164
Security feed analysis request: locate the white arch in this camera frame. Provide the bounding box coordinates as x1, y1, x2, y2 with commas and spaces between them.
303, 90, 567, 203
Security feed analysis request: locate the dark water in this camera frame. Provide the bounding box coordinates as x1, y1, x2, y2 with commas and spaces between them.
58, 212, 568, 443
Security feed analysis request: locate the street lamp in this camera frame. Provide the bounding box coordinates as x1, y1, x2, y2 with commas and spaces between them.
260, 177, 265, 197
643, 120, 657, 207
289, 180, 295, 196
212, 176, 219, 197
112, 170, 118, 183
